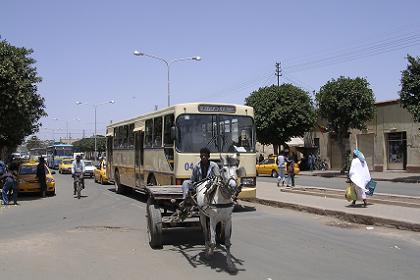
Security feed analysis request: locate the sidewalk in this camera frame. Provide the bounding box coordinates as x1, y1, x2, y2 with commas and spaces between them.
298, 170, 420, 183
249, 181, 420, 232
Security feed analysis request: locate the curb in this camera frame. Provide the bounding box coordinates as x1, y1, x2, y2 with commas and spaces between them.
242, 198, 420, 232
298, 172, 420, 183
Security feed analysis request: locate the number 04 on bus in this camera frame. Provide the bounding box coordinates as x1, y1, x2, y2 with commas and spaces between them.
106, 103, 257, 198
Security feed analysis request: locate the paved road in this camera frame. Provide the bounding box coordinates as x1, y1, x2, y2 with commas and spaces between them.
1, 174, 420, 280
257, 175, 420, 197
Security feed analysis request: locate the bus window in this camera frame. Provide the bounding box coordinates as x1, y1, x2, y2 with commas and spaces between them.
145, 119, 153, 147
163, 114, 174, 146
153, 117, 163, 147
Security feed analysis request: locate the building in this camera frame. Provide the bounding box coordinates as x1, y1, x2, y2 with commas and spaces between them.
306, 99, 420, 172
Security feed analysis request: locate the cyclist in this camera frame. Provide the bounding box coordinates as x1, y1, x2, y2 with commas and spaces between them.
71, 154, 85, 196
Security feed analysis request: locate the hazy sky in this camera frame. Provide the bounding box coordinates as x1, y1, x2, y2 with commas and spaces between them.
2, 0, 420, 140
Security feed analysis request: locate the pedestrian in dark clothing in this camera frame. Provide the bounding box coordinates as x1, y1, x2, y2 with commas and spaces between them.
258, 154, 264, 163
286, 155, 295, 187
1, 164, 18, 206
36, 157, 47, 198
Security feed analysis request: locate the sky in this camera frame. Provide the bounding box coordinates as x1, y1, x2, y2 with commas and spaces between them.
2, 0, 420, 140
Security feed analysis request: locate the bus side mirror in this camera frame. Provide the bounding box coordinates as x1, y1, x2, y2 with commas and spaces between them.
171, 126, 177, 141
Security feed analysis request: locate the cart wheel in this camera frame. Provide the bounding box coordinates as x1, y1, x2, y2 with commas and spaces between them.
147, 200, 162, 249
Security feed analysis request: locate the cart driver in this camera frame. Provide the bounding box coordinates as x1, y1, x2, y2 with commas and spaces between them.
181, 147, 220, 200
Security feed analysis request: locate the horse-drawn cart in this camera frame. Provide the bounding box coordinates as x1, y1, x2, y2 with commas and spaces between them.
145, 185, 201, 249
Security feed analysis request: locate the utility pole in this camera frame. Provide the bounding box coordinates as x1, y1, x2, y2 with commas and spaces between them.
275, 62, 282, 86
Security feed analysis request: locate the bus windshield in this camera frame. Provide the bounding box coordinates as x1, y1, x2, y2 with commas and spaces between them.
176, 114, 255, 153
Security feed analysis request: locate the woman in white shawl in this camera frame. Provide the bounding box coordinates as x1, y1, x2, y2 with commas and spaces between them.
348, 149, 371, 207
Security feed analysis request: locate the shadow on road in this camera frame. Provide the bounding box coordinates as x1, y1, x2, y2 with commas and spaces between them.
168, 241, 246, 275
107, 188, 148, 203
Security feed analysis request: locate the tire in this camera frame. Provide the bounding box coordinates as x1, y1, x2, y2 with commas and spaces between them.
147, 199, 162, 249
271, 170, 278, 178
115, 170, 125, 194
256, 171, 259, 177
148, 175, 157, 186
59, 170, 62, 174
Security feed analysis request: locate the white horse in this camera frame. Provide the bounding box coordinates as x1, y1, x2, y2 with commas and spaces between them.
195, 154, 243, 271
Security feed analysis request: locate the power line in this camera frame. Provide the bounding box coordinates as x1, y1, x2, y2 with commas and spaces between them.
284, 32, 420, 73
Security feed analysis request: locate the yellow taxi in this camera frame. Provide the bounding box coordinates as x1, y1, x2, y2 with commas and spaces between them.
17, 162, 56, 195
256, 156, 300, 177
59, 159, 73, 174
94, 160, 109, 184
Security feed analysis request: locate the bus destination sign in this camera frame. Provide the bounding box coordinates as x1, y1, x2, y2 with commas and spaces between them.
198, 104, 236, 113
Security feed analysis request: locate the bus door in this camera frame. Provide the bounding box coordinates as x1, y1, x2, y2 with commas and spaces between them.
106, 136, 114, 181
134, 131, 144, 187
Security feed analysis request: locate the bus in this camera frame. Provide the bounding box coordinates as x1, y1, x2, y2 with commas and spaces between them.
46, 144, 74, 169
106, 102, 257, 198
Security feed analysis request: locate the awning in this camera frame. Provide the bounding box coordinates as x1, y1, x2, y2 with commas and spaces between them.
286, 137, 304, 147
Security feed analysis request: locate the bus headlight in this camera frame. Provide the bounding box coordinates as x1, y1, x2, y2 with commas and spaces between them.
240, 177, 256, 187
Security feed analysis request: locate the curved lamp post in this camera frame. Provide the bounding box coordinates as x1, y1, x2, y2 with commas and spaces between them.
133, 50, 201, 106
76, 100, 115, 161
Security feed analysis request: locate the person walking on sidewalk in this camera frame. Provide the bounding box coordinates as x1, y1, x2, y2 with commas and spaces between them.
348, 149, 371, 207
1, 163, 18, 206
286, 154, 295, 187
276, 151, 286, 187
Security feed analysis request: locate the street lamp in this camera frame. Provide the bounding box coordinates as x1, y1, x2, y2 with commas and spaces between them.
76, 100, 115, 161
133, 50, 201, 106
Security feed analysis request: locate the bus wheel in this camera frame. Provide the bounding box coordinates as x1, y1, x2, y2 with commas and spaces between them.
115, 170, 125, 194
148, 175, 157, 186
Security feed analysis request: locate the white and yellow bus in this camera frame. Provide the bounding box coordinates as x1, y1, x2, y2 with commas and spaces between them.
106, 102, 256, 198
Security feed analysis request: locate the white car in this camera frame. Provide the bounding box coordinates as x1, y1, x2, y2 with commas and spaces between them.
84, 160, 96, 178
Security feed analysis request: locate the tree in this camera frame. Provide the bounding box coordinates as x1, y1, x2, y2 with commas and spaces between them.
316, 76, 375, 172
25, 136, 46, 151
245, 84, 316, 154
400, 55, 420, 122
72, 136, 106, 153
0, 40, 47, 156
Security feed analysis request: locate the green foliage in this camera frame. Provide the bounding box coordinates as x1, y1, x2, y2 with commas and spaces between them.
25, 136, 46, 151
400, 55, 420, 122
0, 40, 47, 149
316, 76, 375, 138
72, 136, 106, 152
316, 76, 375, 172
245, 84, 316, 146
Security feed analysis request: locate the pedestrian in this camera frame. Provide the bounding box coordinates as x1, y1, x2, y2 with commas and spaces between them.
258, 153, 264, 163
36, 156, 47, 198
348, 148, 371, 208
308, 153, 314, 171
1, 162, 18, 206
286, 154, 295, 187
276, 151, 286, 187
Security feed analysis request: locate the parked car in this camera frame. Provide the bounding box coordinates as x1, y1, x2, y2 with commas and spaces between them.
59, 159, 73, 174
84, 160, 96, 178
94, 160, 109, 184
256, 156, 300, 177
17, 162, 56, 195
